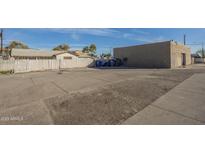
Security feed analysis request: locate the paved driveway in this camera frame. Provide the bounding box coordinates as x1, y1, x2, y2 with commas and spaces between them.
0, 65, 205, 124
123, 73, 205, 124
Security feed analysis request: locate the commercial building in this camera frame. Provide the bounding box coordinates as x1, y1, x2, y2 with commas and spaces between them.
114, 41, 191, 68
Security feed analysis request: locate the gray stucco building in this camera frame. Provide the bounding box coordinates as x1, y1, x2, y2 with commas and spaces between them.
114, 41, 191, 68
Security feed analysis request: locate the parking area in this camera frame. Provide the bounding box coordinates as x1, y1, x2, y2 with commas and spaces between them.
0, 64, 205, 124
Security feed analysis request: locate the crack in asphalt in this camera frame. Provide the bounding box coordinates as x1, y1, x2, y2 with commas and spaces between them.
51, 81, 69, 94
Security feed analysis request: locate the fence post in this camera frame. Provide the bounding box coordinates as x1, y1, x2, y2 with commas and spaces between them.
12, 59, 15, 73
58, 59, 62, 74
59, 59, 61, 70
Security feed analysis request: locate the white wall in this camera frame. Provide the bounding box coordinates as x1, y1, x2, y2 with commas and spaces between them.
0, 60, 14, 71
0, 58, 94, 73
194, 58, 205, 63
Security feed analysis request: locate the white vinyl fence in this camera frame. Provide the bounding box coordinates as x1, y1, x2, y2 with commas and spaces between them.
194, 58, 205, 63
0, 58, 94, 73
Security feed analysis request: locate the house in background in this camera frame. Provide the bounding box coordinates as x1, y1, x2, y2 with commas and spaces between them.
0, 48, 10, 59
191, 53, 205, 64
114, 40, 191, 68
0, 48, 95, 73
10, 48, 76, 60
71, 50, 91, 58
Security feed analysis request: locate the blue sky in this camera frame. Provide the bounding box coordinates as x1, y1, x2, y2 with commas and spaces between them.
3, 28, 205, 54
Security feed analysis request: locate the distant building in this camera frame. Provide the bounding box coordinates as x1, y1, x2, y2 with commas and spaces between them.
191, 53, 205, 64
0, 48, 10, 59
114, 41, 191, 68
10, 48, 75, 60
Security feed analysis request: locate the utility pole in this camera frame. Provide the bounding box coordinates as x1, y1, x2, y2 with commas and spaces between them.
187, 42, 205, 57
202, 42, 204, 58
183, 34, 186, 45
109, 47, 112, 56
0, 29, 3, 53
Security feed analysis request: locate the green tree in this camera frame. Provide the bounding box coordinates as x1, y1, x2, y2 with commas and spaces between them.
89, 44, 96, 53
82, 44, 97, 57
82, 46, 89, 53
101, 53, 111, 58
196, 49, 205, 58
53, 44, 70, 51
7, 41, 29, 49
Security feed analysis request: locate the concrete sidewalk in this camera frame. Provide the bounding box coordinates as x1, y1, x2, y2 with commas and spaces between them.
123, 73, 205, 125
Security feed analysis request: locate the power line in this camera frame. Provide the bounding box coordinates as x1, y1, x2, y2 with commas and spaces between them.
0, 29, 3, 53
187, 41, 205, 57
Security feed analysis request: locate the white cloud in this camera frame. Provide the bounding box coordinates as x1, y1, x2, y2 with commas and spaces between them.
154, 36, 166, 42
70, 33, 80, 40
47, 28, 120, 37
4, 29, 168, 50
132, 29, 150, 35
32, 28, 162, 43
122, 33, 166, 43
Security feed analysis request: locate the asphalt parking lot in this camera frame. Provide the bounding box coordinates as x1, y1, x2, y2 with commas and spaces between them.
0, 64, 205, 124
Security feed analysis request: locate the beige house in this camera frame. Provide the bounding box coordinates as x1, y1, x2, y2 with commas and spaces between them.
114, 41, 191, 68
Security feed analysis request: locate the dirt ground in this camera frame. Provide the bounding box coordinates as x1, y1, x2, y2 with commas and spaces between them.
0, 64, 205, 124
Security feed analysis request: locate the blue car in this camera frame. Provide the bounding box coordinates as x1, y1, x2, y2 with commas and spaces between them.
95, 58, 123, 67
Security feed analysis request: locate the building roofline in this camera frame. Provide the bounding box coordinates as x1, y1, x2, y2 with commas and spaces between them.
114, 40, 190, 49
113, 41, 171, 49
52, 51, 68, 55
10, 48, 63, 57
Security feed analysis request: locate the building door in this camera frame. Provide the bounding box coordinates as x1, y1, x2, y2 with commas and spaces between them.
181, 53, 186, 66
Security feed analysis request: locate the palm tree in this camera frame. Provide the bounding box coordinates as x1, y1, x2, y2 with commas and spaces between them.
53, 44, 70, 51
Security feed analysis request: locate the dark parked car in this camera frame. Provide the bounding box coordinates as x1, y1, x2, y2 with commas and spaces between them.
95, 58, 123, 67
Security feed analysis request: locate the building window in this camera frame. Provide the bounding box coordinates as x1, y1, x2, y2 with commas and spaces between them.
64, 56, 72, 60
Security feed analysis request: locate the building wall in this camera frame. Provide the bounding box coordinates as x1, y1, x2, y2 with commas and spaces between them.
170, 42, 191, 68
56, 53, 77, 60
114, 41, 171, 68
56, 53, 94, 68
60, 57, 94, 68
